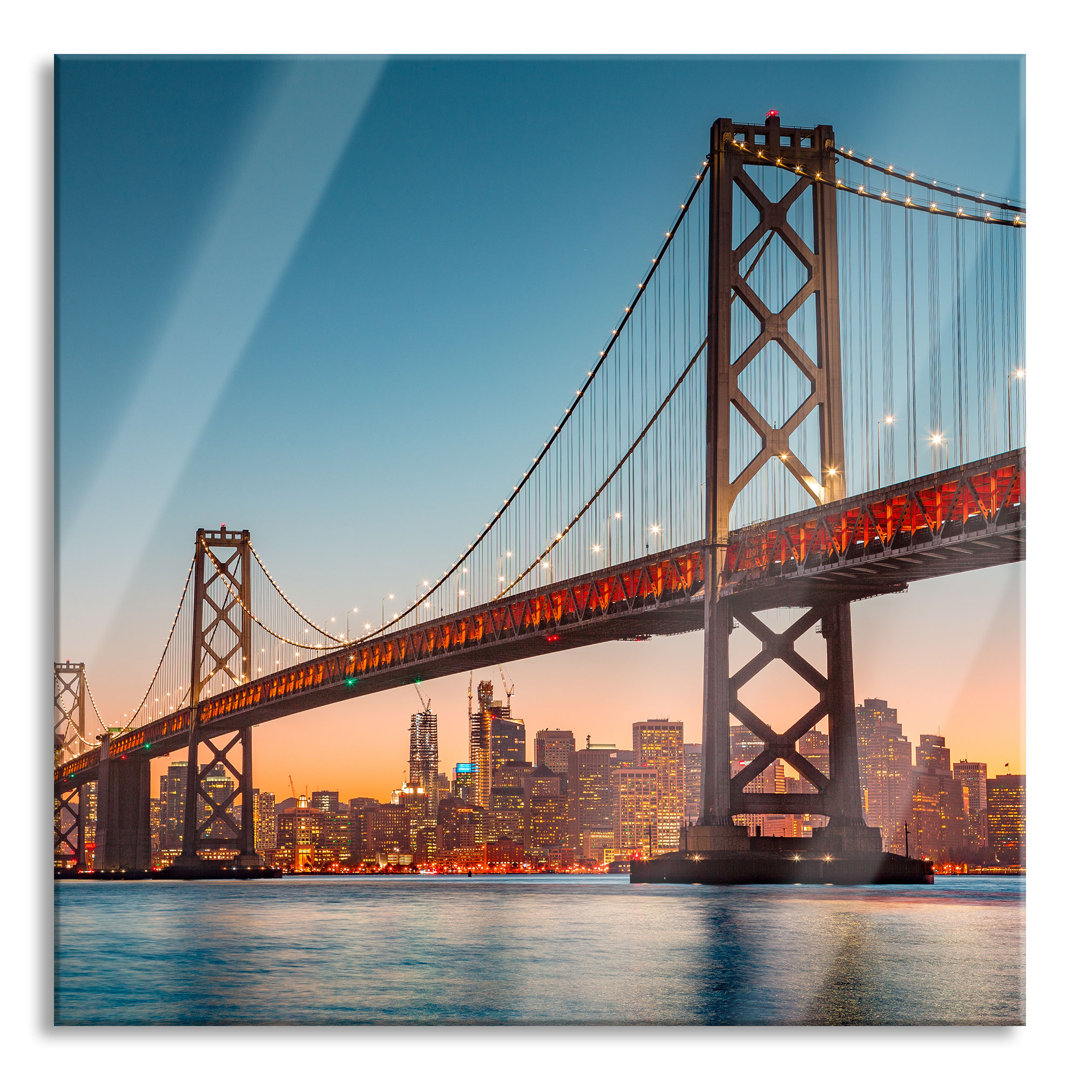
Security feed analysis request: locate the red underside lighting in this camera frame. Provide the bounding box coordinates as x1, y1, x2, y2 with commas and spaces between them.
546, 634, 559, 643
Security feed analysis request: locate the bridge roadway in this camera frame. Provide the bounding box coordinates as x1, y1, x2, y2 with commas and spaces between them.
55, 449, 1024, 792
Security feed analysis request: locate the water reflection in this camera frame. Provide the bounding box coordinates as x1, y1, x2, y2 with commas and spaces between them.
800, 911, 886, 1025
54, 876, 1024, 1026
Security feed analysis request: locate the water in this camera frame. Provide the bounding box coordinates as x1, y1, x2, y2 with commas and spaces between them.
54, 874, 1024, 1026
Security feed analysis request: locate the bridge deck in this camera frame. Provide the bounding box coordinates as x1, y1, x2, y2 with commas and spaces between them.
56, 450, 1023, 790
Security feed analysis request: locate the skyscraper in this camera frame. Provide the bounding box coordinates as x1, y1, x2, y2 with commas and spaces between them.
633, 720, 684, 853
568, 742, 618, 858
614, 766, 659, 857
253, 789, 277, 855
391, 781, 429, 851
492, 714, 526, 772
453, 763, 479, 806
953, 759, 989, 850
683, 742, 702, 825
470, 680, 522, 809
910, 734, 964, 863
159, 759, 188, 853
489, 786, 527, 845
534, 730, 575, 775
855, 698, 913, 854
986, 773, 1025, 866
409, 706, 439, 819
916, 734, 951, 774
526, 794, 570, 862
310, 790, 339, 813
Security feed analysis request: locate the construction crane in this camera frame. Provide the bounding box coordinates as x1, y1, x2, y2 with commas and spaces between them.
497, 664, 514, 710
414, 681, 431, 712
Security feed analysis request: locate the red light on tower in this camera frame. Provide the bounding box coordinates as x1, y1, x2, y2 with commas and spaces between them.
766, 110, 779, 119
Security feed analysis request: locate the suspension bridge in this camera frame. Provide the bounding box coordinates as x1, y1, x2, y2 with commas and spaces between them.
55, 113, 1025, 880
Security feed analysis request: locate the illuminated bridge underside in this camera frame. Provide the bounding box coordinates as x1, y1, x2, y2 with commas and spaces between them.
56, 451, 1023, 791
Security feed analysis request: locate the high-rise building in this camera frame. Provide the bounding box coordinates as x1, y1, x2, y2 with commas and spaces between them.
83, 781, 98, 869
149, 796, 163, 858
953, 759, 989, 850
253, 789, 277, 854
159, 760, 188, 853
493, 759, 534, 791
391, 781, 429, 849
489, 786, 526, 845
436, 797, 485, 852
433, 772, 451, 811
492, 714, 526, 772
524, 764, 562, 800
614, 765, 659, 857
568, 742, 618, 854
358, 803, 412, 856
910, 734, 964, 863
916, 734, 951, 774
986, 774, 1025, 866
470, 680, 522, 809
409, 706, 439, 818
683, 742, 702, 824
453, 763, 479, 805
534, 730, 576, 775
855, 698, 913, 854
633, 720, 684, 853
311, 790, 339, 813
274, 800, 334, 870
527, 794, 570, 862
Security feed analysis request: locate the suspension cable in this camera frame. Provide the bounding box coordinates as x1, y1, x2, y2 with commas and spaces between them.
500, 336, 708, 598
116, 552, 197, 733
836, 146, 1025, 214
364, 159, 713, 637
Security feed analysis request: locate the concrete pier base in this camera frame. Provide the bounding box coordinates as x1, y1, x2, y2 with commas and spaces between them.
55, 864, 281, 881
685, 823, 752, 852
631, 837, 933, 885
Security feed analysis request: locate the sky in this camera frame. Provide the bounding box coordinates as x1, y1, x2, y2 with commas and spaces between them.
53, 55, 1027, 804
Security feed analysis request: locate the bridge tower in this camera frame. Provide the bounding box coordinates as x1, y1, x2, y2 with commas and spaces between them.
54, 662, 89, 868
692, 113, 879, 856
176, 527, 259, 870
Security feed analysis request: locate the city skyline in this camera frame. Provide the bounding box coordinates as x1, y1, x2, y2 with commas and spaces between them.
137, 692, 1024, 872
55, 56, 1024, 818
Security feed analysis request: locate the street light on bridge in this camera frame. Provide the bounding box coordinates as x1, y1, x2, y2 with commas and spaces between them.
877, 413, 895, 488
930, 432, 950, 470
1007, 368, 1025, 449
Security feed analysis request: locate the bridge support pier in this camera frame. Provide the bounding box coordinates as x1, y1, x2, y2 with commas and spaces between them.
176, 724, 259, 870
54, 784, 88, 870
175, 527, 261, 873
95, 737, 152, 871
688, 593, 880, 860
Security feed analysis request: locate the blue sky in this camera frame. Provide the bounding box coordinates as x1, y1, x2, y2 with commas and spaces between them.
55, 55, 1025, 794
